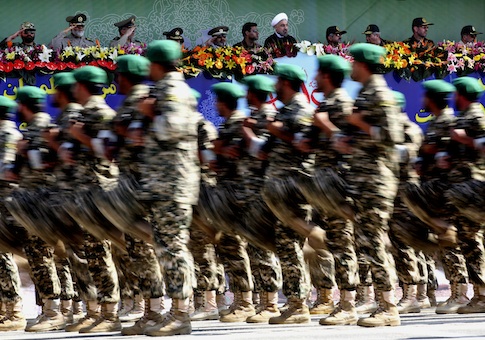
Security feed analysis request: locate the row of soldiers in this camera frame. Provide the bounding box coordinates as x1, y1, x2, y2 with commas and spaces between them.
0, 39, 483, 337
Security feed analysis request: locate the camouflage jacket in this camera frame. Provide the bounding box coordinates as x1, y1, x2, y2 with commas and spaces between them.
449, 102, 485, 181
17, 112, 55, 188
112, 84, 150, 178
349, 74, 403, 174
139, 71, 200, 205
313, 87, 354, 171
266, 92, 315, 177
419, 107, 455, 181
0, 120, 21, 185
56, 96, 117, 190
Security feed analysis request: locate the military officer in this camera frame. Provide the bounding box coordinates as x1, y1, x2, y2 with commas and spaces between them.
50, 13, 96, 51
110, 15, 143, 48
403, 17, 435, 49
363, 25, 389, 46
205, 26, 229, 48
0, 22, 38, 49
163, 28, 185, 45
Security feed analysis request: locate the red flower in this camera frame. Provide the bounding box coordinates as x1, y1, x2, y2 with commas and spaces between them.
56, 63, 67, 71
105, 62, 116, 70
245, 64, 255, 75
97, 60, 110, 68
46, 62, 57, 70
13, 60, 24, 70
66, 62, 76, 69
4, 62, 14, 73
89, 61, 98, 66
25, 62, 36, 71
35, 61, 47, 68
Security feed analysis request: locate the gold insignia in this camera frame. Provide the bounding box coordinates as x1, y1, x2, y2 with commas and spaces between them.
175, 30, 180, 36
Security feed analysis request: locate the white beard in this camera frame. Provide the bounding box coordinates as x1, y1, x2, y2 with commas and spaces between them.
72, 30, 84, 38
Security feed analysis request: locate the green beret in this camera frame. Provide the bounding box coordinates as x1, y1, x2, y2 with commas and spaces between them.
191, 89, 201, 102
392, 90, 406, 109
242, 75, 275, 93
73, 66, 108, 85
116, 55, 150, 77
317, 55, 351, 76
146, 40, 182, 64
53, 72, 76, 88
0, 96, 18, 112
16, 86, 46, 103
422, 79, 456, 95
274, 63, 306, 82
452, 76, 484, 99
349, 43, 386, 64
211, 83, 245, 100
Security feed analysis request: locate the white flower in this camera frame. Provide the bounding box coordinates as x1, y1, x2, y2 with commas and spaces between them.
306, 45, 316, 56
296, 40, 311, 53
314, 43, 325, 56
38, 45, 52, 63
109, 48, 118, 61
76, 51, 85, 61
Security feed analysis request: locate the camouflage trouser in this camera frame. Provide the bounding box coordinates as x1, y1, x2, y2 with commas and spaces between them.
275, 223, 310, 299
113, 248, 136, 300
389, 213, 421, 285
55, 255, 76, 301
216, 233, 253, 293
416, 252, 437, 288
322, 215, 358, 290
215, 260, 226, 295
347, 165, 397, 291
189, 227, 218, 293
151, 201, 194, 300
358, 254, 372, 287
440, 246, 468, 284
125, 234, 165, 299
454, 216, 485, 285
0, 252, 22, 302
24, 235, 61, 299
305, 244, 335, 290
247, 245, 282, 293
84, 232, 120, 304
68, 247, 97, 302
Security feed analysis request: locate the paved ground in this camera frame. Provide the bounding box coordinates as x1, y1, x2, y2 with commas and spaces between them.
2, 309, 485, 340
3, 271, 485, 340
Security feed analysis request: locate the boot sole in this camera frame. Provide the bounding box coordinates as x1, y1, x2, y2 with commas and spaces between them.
269, 317, 310, 324
398, 308, 421, 314
357, 320, 401, 327
145, 325, 192, 336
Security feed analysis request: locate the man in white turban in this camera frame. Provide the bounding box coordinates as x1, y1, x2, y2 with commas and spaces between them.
264, 12, 297, 56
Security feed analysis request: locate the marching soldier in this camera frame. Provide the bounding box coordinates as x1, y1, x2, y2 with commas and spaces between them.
345, 43, 403, 327
138, 40, 200, 336
0, 96, 25, 332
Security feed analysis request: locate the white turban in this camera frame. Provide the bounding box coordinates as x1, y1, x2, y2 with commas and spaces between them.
271, 13, 288, 27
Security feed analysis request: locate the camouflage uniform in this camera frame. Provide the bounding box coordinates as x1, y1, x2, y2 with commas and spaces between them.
56, 95, 120, 305
265, 92, 314, 301
312, 88, 358, 292
420, 108, 468, 286
113, 83, 165, 301
389, 116, 424, 286
243, 104, 283, 295
17, 112, 62, 301
139, 71, 200, 301
345, 74, 401, 292
447, 102, 485, 286
214, 110, 253, 294
0, 119, 22, 305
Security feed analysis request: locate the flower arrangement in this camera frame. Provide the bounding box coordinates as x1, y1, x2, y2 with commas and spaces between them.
438, 40, 485, 76
1, 40, 485, 83
179, 45, 275, 80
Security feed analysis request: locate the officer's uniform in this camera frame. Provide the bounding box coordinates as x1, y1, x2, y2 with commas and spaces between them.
50, 14, 96, 51
109, 16, 143, 48
163, 27, 185, 46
